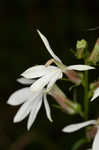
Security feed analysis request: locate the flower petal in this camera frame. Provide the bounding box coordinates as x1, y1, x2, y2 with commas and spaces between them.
21, 65, 50, 79
47, 70, 62, 89
44, 94, 53, 122
30, 70, 56, 91
7, 88, 33, 106
92, 128, 99, 150
62, 120, 96, 133
30, 67, 62, 91
37, 30, 62, 63
91, 87, 99, 102
17, 77, 35, 85
13, 99, 34, 123
47, 65, 61, 71
27, 95, 42, 130
30, 75, 50, 91
67, 65, 95, 71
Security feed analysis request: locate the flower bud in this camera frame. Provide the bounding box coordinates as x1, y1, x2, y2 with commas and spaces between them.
88, 38, 99, 64
89, 81, 99, 98
76, 39, 87, 59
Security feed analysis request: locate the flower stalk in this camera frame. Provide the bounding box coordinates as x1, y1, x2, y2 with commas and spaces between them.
84, 70, 89, 120
49, 85, 83, 116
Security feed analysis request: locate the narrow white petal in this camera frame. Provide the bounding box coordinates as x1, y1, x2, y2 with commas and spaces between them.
44, 94, 53, 122
27, 95, 42, 130
91, 88, 99, 102
30, 72, 55, 91
17, 77, 35, 85
30, 76, 49, 91
47, 70, 62, 89
13, 99, 34, 123
62, 120, 96, 133
7, 88, 33, 106
21, 65, 50, 79
31, 67, 62, 91
67, 65, 95, 71
37, 30, 62, 63
92, 128, 99, 150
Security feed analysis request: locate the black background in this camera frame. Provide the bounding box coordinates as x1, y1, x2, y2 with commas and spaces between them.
0, 0, 99, 149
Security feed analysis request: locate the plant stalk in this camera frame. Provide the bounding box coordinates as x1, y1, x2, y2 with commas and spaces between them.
84, 70, 89, 120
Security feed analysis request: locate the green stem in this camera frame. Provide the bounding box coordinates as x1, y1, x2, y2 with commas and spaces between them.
84, 70, 89, 120
83, 46, 89, 120
64, 100, 84, 118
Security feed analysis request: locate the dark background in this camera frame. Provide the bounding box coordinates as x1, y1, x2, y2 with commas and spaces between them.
0, 0, 99, 150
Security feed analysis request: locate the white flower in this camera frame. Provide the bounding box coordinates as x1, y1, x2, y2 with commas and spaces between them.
37, 30, 95, 71
22, 65, 63, 91
7, 79, 52, 130
62, 120, 99, 150
21, 30, 95, 92
91, 87, 99, 102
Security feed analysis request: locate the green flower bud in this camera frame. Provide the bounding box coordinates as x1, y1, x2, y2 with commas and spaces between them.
76, 39, 87, 49
88, 38, 99, 64
76, 39, 87, 59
